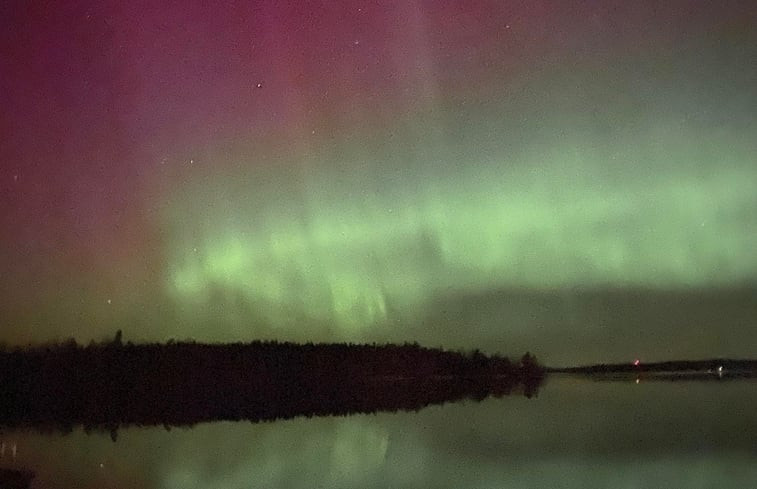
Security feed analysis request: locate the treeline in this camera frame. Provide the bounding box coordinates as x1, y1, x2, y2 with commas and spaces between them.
0, 335, 543, 439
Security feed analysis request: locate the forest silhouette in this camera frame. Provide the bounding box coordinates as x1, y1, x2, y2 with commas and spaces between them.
0, 334, 544, 441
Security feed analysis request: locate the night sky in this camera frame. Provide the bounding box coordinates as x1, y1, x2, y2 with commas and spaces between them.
2, 0, 756, 366
2, 2, 757, 488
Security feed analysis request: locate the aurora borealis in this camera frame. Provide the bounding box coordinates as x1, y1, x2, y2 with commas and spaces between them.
1, 1, 757, 486
2, 1, 755, 359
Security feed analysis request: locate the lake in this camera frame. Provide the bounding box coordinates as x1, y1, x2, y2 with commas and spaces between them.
3, 376, 757, 488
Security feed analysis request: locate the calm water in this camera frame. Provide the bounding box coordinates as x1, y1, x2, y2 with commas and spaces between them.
3, 377, 757, 488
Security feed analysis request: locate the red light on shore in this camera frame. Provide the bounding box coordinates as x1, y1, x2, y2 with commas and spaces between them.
633, 359, 640, 366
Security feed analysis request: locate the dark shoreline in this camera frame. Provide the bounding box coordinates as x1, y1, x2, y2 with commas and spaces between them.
0, 338, 543, 439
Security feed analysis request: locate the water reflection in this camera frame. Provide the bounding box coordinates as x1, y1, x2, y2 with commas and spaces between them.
5, 373, 757, 488
6, 376, 757, 489
8, 345, 757, 488
0, 441, 18, 460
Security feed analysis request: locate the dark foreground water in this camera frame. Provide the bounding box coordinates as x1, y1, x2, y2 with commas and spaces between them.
3, 376, 757, 488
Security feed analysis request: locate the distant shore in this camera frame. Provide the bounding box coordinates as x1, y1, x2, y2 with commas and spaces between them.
547, 359, 757, 380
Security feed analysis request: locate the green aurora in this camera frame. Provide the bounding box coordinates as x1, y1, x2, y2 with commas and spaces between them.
161, 116, 757, 334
